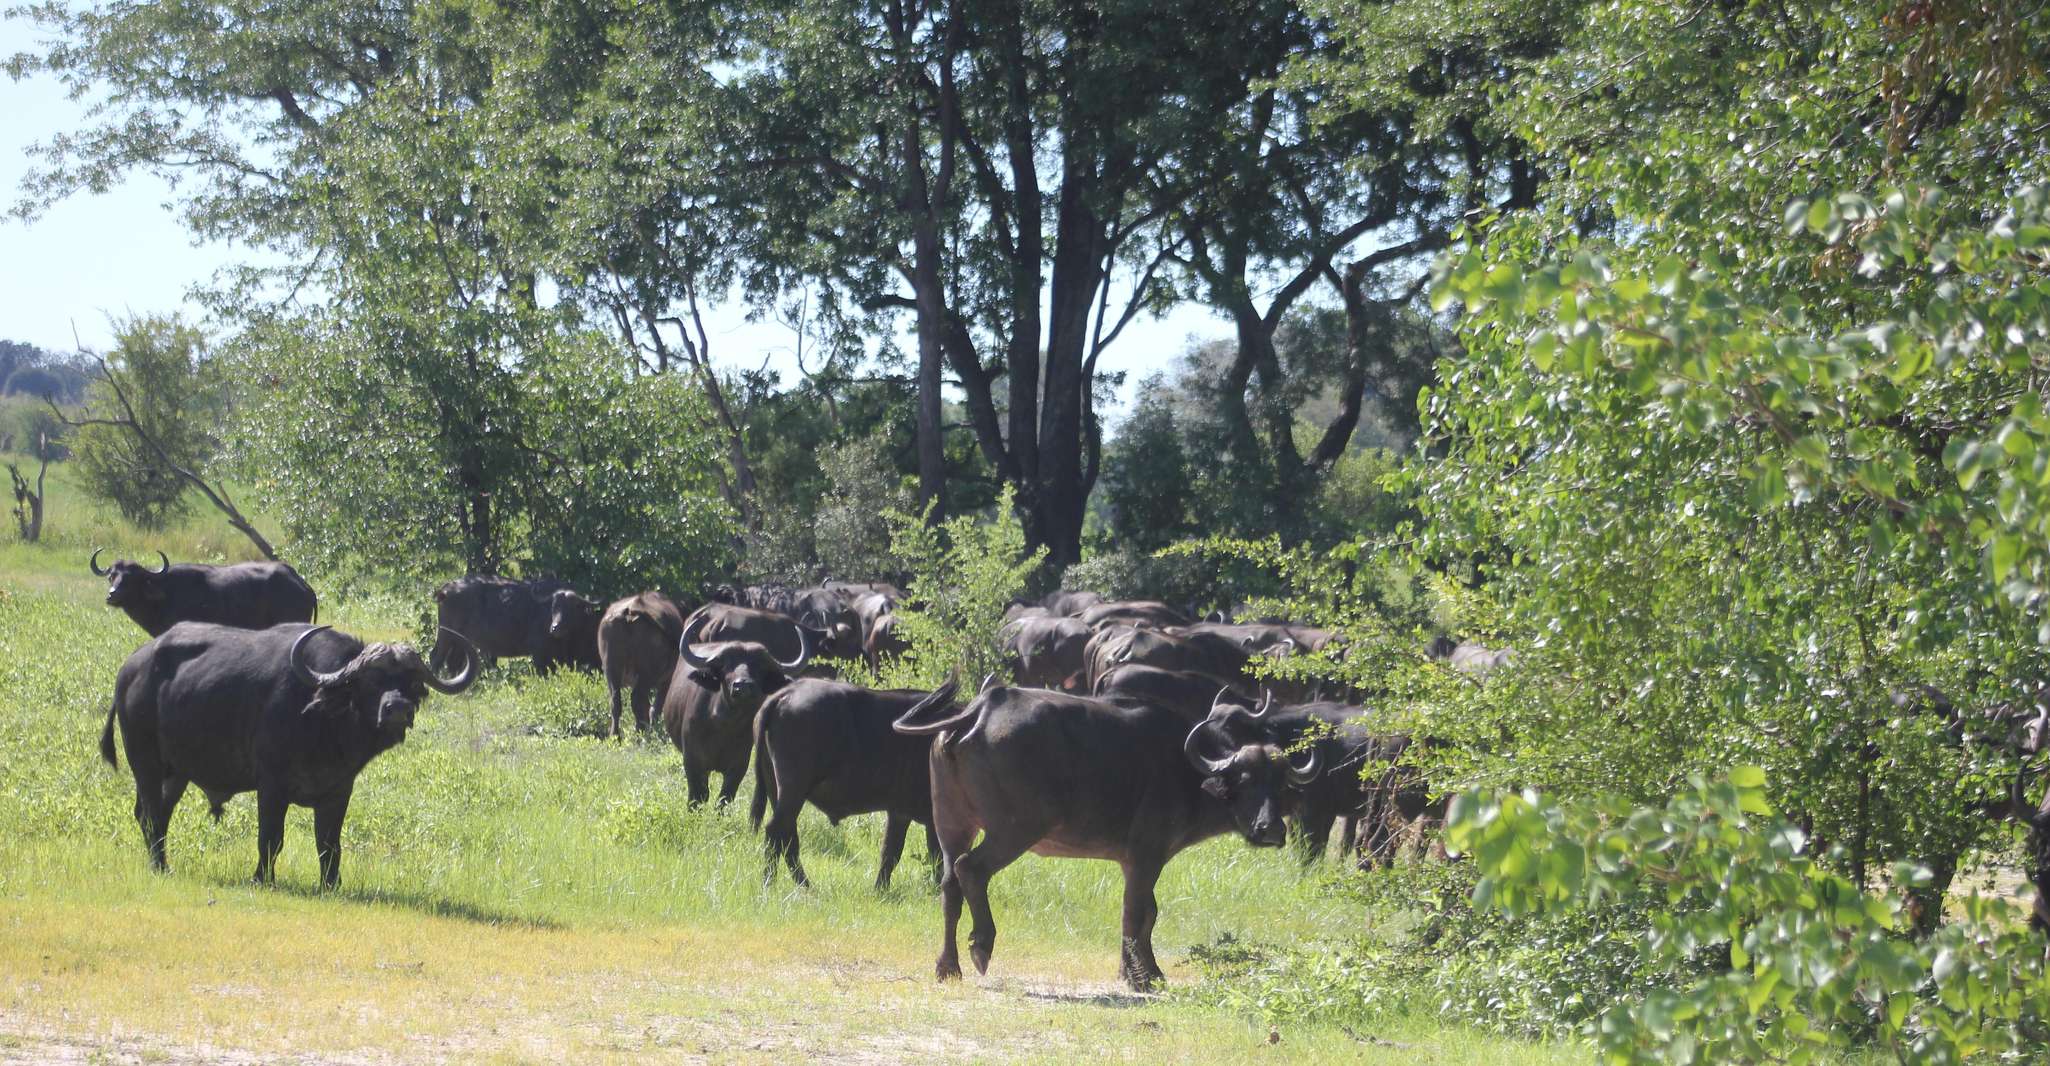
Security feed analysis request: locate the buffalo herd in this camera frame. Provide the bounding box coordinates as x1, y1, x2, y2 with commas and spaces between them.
86, 550, 1458, 991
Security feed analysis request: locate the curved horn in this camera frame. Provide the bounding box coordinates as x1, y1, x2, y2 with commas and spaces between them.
893, 675, 979, 735
1273, 638, 1299, 657
1283, 743, 1322, 786
1183, 720, 1235, 776
89, 547, 108, 576
1254, 689, 1275, 717
678, 610, 714, 671
775, 621, 812, 673
424, 627, 479, 694
289, 625, 345, 689
149, 551, 170, 575
1210, 686, 1240, 717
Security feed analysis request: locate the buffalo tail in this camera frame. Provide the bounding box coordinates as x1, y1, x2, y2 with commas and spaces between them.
749, 698, 776, 831
99, 703, 118, 768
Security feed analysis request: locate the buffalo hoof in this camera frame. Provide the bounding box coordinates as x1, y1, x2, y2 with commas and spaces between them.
1123, 969, 1164, 993
969, 941, 992, 975
936, 953, 962, 981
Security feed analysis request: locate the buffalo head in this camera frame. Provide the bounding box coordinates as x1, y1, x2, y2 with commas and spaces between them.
291, 625, 478, 734
678, 610, 809, 719
1183, 690, 1319, 847
548, 589, 602, 639
90, 548, 170, 608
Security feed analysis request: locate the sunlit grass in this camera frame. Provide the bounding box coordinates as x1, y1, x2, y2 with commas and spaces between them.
0, 497, 1579, 1062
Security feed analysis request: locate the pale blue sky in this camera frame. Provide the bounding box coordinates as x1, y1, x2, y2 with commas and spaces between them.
0, 14, 1226, 413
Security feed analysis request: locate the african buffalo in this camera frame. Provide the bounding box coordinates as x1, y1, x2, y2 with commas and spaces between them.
1042, 590, 1105, 616
864, 613, 909, 668
1171, 622, 1339, 654
999, 615, 1092, 690
1233, 698, 1429, 865
689, 602, 829, 670
751, 677, 955, 888
545, 590, 605, 673
1076, 599, 1193, 630
91, 549, 317, 637
596, 592, 687, 739
430, 576, 586, 675
1083, 625, 1246, 689
1426, 636, 1514, 677
662, 609, 811, 806
1093, 664, 1254, 719
100, 622, 477, 886
895, 685, 1320, 990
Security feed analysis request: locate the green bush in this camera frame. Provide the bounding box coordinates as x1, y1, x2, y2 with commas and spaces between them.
509, 669, 613, 740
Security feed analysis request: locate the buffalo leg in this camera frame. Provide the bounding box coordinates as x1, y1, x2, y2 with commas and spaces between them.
635, 685, 660, 734
763, 805, 808, 888
314, 789, 353, 889
716, 768, 745, 808
952, 831, 1034, 976
924, 823, 943, 884
253, 785, 288, 884
1119, 858, 1166, 990
1294, 808, 1336, 865
683, 753, 712, 809
875, 812, 910, 891
608, 682, 626, 740
130, 769, 171, 872
1337, 815, 1359, 860
932, 818, 979, 981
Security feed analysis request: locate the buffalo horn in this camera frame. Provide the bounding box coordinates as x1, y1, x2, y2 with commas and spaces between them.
678, 610, 715, 670
149, 551, 170, 575
424, 627, 479, 694
1183, 720, 1235, 776
1283, 743, 1322, 785
289, 626, 346, 688
775, 622, 812, 673
89, 547, 108, 576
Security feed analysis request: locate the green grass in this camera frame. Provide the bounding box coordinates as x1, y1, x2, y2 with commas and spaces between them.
0, 461, 1582, 1062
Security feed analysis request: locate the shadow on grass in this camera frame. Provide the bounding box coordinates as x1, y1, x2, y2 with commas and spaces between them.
226, 877, 564, 931
1014, 985, 1158, 1009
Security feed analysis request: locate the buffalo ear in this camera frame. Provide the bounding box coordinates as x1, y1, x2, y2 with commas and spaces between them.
1200, 776, 1230, 800
687, 668, 720, 688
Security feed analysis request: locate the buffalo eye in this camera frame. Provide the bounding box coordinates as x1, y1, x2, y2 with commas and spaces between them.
1200, 776, 1231, 800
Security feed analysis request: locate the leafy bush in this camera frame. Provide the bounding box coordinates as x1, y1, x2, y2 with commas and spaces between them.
812, 428, 913, 582
509, 669, 613, 739
863, 484, 1044, 689
1449, 771, 2050, 1064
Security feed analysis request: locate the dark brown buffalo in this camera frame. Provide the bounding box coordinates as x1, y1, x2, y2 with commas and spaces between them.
595, 592, 687, 739
1171, 622, 1339, 654
1236, 699, 1429, 865
91, 549, 317, 637
895, 686, 1320, 990
430, 576, 586, 675
863, 613, 909, 668
851, 590, 897, 644
1042, 590, 1105, 616
1426, 636, 1514, 677
544, 590, 605, 673
1004, 602, 1053, 622
1076, 599, 1193, 630
714, 583, 800, 618
690, 602, 828, 668
662, 609, 810, 806
1000, 615, 1092, 690
750, 678, 956, 888
1093, 663, 1254, 720
100, 622, 477, 886
1083, 625, 1247, 689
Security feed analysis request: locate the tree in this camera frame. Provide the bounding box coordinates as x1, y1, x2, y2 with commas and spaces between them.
55, 317, 276, 558
6, 430, 53, 542
1411, 0, 2050, 935
68, 316, 223, 530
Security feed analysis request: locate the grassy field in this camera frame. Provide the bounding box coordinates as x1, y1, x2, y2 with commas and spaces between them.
0, 460, 1582, 1063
